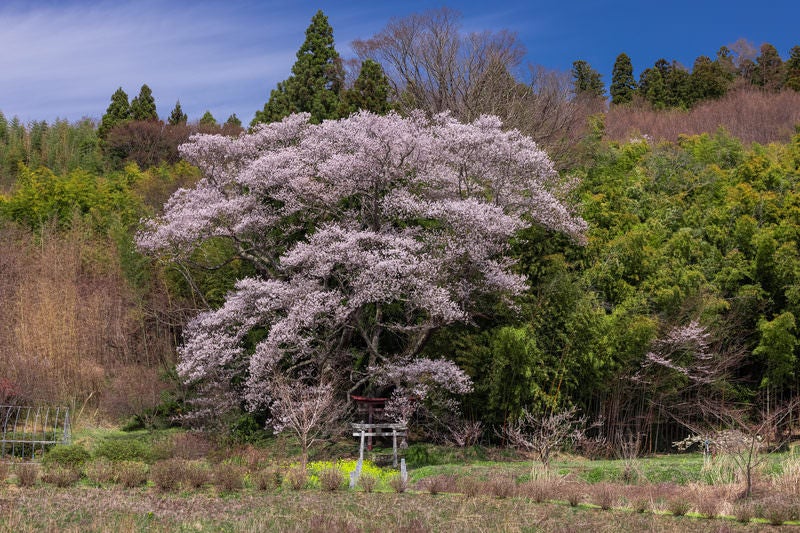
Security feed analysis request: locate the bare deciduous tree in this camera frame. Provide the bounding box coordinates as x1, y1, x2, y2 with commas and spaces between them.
269, 378, 345, 467
502, 405, 586, 467
353, 8, 598, 168
674, 398, 799, 498
352, 7, 525, 118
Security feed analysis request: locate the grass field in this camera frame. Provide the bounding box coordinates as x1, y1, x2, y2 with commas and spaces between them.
0, 486, 774, 532
1, 428, 799, 531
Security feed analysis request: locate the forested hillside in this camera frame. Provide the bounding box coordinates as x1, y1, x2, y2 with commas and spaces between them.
1, 8, 799, 454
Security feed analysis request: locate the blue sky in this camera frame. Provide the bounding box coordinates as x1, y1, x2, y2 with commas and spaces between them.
1, 0, 798, 124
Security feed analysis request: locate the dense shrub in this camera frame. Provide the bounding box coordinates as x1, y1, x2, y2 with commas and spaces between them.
357, 472, 377, 493
488, 476, 516, 499
388, 474, 408, 493
733, 503, 753, 523
286, 466, 308, 491
42, 465, 80, 487
667, 498, 691, 517
183, 461, 211, 489
459, 477, 483, 498
84, 458, 116, 485
253, 468, 282, 491
150, 459, 184, 492
591, 483, 616, 511
43, 444, 91, 469
213, 464, 244, 492
94, 439, 152, 463
422, 474, 457, 495
15, 463, 39, 487
320, 467, 344, 492
170, 432, 214, 461
116, 461, 149, 488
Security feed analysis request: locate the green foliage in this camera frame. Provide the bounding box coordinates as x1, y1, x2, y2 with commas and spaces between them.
639, 68, 666, 109
252, 10, 344, 125
753, 43, 784, 91
98, 87, 131, 140
572, 60, 605, 98
0, 116, 102, 186
785, 46, 800, 92
224, 113, 242, 128
168, 100, 188, 125
93, 438, 154, 463
754, 312, 798, 389
227, 413, 271, 445
689, 55, 731, 103
341, 59, 391, 114
199, 111, 217, 127
0, 164, 142, 231
42, 444, 91, 468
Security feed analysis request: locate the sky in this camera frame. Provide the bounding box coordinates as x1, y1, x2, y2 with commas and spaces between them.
1, 0, 798, 124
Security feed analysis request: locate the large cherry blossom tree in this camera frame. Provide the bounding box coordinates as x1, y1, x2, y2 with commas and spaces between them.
137, 110, 586, 421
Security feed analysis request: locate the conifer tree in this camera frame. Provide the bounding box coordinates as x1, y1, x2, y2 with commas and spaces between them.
98, 87, 131, 139
689, 55, 730, 103
130, 84, 158, 121
571, 60, 605, 98
638, 68, 666, 109
663, 61, 692, 109
785, 46, 800, 92
610, 53, 637, 105
341, 59, 391, 114
252, 10, 344, 126
753, 43, 784, 91
168, 101, 188, 125
199, 111, 217, 127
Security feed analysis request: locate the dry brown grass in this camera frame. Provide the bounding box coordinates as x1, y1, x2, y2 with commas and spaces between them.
150, 459, 184, 492
213, 464, 244, 492
14, 463, 39, 487
41, 465, 80, 488
252, 467, 282, 491
115, 461, 149, 488
286, 466, 308, 491
605, 88, 800, 145
0, 222, 179, 413
0, 487, 765, 532
590, 482, 616, 510
84, 458, 116, 485
420, 474, 458, 495
388, 473, 408, 493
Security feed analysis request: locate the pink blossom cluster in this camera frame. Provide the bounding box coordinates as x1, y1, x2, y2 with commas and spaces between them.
138, 111, 586, 416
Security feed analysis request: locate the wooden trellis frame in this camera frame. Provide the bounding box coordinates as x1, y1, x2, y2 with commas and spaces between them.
0, 405, 71, 461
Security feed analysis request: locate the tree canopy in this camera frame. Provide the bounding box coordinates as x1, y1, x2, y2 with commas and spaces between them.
138, 111, 586, 422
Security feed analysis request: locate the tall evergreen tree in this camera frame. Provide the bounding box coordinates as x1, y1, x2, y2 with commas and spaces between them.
663, 61, 692, 109
130, 84, 158, 121
785, 45, 800, 92
571, 60, 605, 98
98, 87, 131, 140
168, 100, 188, 125
714, 46, 737, 79
610, 53, 637, 105
341, 59, 391, 114
225, 113, 242, 127
252, 10, 344, 126
753, 43, 784, 91
689, 55, 730, 103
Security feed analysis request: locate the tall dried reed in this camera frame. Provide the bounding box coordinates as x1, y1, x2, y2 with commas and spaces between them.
605, 88, 800, 145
